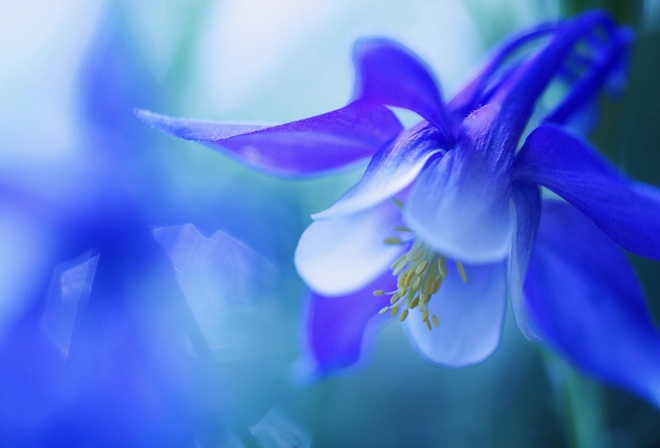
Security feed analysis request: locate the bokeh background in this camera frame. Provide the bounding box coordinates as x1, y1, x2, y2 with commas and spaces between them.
1, 0, 659, 446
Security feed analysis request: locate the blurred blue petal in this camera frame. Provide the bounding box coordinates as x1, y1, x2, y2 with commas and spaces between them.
152, 224, 283, 359
41, 252, 99, 358
77, 9, 158, 150
250, 407, 311, 448
0, 6, 257, 444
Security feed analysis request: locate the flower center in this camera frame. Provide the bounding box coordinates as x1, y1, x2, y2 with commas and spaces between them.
374, 218, 467, 331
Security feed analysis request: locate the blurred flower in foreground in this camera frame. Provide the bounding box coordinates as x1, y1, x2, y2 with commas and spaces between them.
0, 6, 296, 445
139, 11, 660, 406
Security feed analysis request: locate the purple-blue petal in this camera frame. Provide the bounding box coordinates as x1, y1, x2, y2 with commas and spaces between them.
351, 37, 456, 142
514, 124, 660, 259
313, 122, 444, 219
303, 271, 396, 376
136, 100, 402, 177
524, 201, 660, 406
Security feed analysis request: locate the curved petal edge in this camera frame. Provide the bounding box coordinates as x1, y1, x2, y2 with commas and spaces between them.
136, 101, 402, 177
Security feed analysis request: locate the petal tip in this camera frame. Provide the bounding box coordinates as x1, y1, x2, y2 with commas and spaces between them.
134, 108, 193, 140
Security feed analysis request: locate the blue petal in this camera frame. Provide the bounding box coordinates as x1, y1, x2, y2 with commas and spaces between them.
352, 37, 456, 142
302, 271, 396, 376
295, 201, 405, 296
509, 181, 541, 341
405, 260, 507, 367
404, 105, 514, 263
136, 100, 402, 177
313, 122, 444, 219
515, 125, 660, 259
524, 201, 660, 406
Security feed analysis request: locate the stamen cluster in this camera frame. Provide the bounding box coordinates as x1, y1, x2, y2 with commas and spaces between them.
375, 234, 468, 331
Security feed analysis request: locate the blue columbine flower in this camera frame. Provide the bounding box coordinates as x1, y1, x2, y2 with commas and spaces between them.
139, 11, 660, 406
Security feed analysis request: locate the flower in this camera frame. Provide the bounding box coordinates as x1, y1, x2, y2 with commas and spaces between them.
139, 11, 660, 406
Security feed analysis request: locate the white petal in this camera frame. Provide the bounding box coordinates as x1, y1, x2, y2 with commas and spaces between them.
405, 260, 507, 367
295, 201, 405, 296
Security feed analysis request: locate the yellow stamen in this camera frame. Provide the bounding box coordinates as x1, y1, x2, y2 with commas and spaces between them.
390, 253, 407, 270
438, 258, 447, 278
406, 247, 424, 262
405, 269, 416, 286
384, 237, 403, 245
414, 260, 429, 275
392, 261, 407, 276
411, 276, 422, 292
399, 309, 409, 322
420, 292, 431, 305
456, 261, 468, 283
